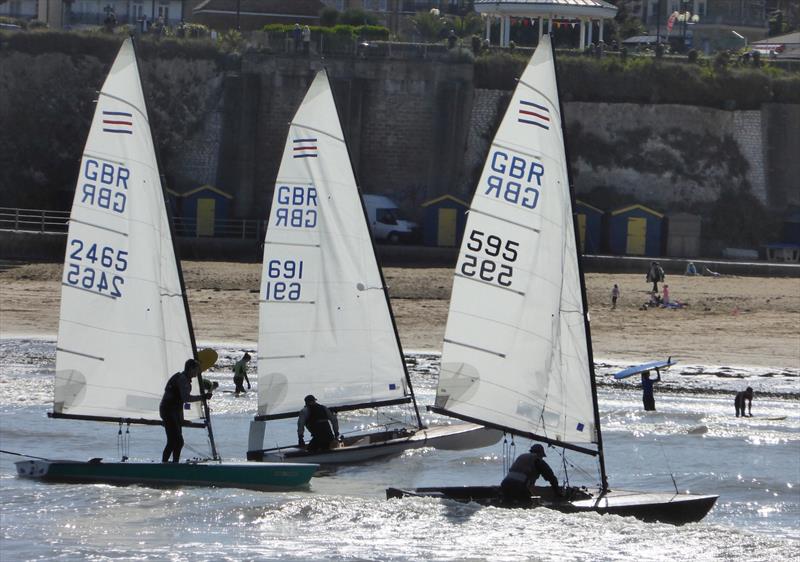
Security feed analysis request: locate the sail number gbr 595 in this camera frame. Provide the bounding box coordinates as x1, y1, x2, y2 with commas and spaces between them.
65, 239, 128, 298
459, 230, 519, 287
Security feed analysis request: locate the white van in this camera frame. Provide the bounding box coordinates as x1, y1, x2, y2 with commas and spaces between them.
361, 194, 419, 244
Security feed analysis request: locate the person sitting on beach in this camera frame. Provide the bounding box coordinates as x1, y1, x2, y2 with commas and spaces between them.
298, 395, 339, 451
685, 262, 697, 276
501, 444, 562, 502
735, 387, 754, 418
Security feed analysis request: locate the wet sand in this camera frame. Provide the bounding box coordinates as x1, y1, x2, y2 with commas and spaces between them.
1, 262, 798, 369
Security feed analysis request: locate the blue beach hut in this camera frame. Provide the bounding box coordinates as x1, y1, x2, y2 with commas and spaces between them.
180, 185, 233, 237
574, 200, 603, 255
609, 204, 664, 257
421, 195, 469, 247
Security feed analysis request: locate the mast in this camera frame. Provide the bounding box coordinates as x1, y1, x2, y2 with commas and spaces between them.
324, 68, 424, 430
549, 36, 608, 492
132, 36, 220, 461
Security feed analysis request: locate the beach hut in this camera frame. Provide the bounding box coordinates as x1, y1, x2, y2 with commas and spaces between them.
574, 200, 603, 255
781, 210, 800, 245
421, 195, 469, 247
666, 213, 701, 258
609, 204, 664, 257
180, 185, 233, 237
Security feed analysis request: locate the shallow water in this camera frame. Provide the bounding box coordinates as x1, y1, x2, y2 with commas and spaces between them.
1, 338, 798, 561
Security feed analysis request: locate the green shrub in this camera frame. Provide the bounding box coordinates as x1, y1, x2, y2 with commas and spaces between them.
262, 23, 388, 41
339, 8, 377, 26
475, 50, 527, 90
356, 25, 389, 41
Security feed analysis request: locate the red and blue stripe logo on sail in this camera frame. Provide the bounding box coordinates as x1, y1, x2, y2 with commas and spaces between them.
293, 138, 318, 158
518, 99, 550, 130
102, 110, 133, 135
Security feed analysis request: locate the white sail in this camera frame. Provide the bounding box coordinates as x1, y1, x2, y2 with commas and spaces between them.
53, 38, 200, 422
256, 70, 408, 417
434, 36, 595, 445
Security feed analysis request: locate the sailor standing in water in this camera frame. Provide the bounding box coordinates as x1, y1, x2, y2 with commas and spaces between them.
735, 387, 754, 417
641, 369, 661, 411
159, 359, 212, 463
297, 395, 340, 451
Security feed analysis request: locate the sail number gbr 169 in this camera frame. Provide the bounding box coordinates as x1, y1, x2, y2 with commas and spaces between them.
263, 259, 304, 301
459, 230, 518, 287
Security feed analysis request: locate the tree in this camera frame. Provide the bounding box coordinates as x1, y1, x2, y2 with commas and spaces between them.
410, 10, 448, 42
451, 12, 483, 38
339, 8, 377, 26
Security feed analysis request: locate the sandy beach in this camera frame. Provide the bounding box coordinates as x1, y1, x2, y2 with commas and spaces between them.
1, 262, 798, 370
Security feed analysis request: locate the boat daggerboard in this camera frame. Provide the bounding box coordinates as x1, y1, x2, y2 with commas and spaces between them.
256, 70, 409, 419
613, 359, 677, 380
433, 36, 596, 447
53, 38, 202, 423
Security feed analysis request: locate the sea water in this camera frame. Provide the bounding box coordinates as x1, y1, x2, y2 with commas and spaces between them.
1, 338, 798, 561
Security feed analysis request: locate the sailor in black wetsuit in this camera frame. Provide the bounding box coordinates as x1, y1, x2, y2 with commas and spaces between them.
501, 444, 562, 502
297, 394, 339, 452
735, 386, 754, 418
159, 359, 212, 463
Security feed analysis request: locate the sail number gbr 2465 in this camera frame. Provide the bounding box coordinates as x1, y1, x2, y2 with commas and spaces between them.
65, 239, 128, 297
459, 230, 518, 287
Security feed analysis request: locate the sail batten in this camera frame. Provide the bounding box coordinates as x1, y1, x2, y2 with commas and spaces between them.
52, 38, 200, 423
257, 71, 408, 418
434, 35, 596, 448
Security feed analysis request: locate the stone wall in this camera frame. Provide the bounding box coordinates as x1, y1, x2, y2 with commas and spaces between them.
168, 58, 798, 225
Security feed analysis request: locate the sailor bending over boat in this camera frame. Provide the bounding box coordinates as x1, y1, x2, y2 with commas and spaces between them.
298, 395, 340, 452
159, 359, 213, 463
500, 444, 562, 502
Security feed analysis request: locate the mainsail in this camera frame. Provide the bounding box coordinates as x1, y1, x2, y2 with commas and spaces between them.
256, 70, 411, 420
53, 38, 201, 423
434, 36, 596, 450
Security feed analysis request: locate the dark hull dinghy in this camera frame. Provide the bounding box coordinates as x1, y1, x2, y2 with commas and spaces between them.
384, 35, 718, 522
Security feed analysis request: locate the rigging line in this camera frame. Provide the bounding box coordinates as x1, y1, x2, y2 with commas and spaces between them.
657, 438, 680, 494
0, 449, 51, 461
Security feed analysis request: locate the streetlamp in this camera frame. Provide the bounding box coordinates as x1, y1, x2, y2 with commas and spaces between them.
732, 30, 747, 48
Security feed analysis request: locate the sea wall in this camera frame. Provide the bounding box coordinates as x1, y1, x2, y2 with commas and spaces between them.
170, 59, 798, 223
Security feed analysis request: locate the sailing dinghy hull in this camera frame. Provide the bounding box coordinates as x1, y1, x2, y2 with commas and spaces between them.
385, 485, 718, 525
16, 459, 318, 491
248, 423, 502, 464
386, 486, 719, 525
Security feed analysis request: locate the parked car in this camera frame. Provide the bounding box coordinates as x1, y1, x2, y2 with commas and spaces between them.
361, 194, 419, 244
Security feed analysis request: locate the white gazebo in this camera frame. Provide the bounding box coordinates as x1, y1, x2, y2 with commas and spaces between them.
474, 0, 618, 49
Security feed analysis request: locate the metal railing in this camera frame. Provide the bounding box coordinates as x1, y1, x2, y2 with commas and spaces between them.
0, 207, 70, 233
172, 216, 265, 240
0, 207, 265, 240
